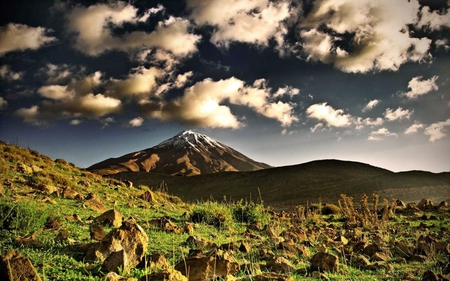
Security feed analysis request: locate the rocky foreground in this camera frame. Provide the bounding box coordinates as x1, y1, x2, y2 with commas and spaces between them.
1, 142, 450, 280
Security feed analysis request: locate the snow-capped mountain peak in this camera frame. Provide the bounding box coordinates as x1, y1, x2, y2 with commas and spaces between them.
154, 130, 224, 150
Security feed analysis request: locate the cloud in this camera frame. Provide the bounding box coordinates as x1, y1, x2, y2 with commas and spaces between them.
70, 119, 82, 125
174, 71, 193, 88
38, 63, 79, 84
363, 100, 380, 112
142, 77, 299, 128
64, 2, 200, 57
310, 123, 324, 133
405, 122, 424, 134
0, 23, 56, 56
299, 0, 432, 73
274, 86, 300, 98
402, 76, 439, 99
306, 103, 352, 127
384, 107, 412, 121
38, 85, 74, 100
0, 65, 25, 81
354, 117, 384, 129
186, 0, 291, 49
108, 66, 163, 98
14, 105, 40, 123
128, 117, 144, 127
368, 127, 398, 141
416, 6, 450, 30
424, 119, 450, 142
0, 97, 7, 111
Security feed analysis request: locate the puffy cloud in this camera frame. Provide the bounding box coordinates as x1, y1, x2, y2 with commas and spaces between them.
0, 97, 7, 111
306, 103, 352, 127
354, 117, 384, 129
77, 94, 121, 117
186, 0, 291, 49
38, 63, 78, 84
64, 2, 200, 56
70, 119, 82, 125
310, 123, 324, 133
128, 117, 144, 127
0, 23, 56, 56
363, 99, 380, 112
402, 76, 439, 99
14, 105, 40, 123
424, 119, 450, 142
384, 107, 412, 121
38, 85, 74, 100
299, 0, 432, 73
142, 77, 299, 128
0, 65, 24, 81
274, 86, 300, 98
405, 122, 424, 134
108, 67, 163, 98
174, 71, 193, 88
368, 128, 398, 141
416, 6, 450, 30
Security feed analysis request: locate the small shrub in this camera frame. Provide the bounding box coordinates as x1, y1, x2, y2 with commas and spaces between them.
190, 201, 233, 228
0, 200, 50, 233
321, 204, 341, 215
232, 200, 270, 225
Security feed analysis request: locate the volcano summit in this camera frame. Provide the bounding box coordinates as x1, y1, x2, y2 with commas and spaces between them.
88, 130, 271, 176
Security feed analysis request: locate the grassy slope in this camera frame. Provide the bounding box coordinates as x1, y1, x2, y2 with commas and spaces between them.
110, 160, 450, 210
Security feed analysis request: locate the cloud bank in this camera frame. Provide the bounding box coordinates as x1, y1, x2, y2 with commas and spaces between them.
0, 23, 56, 56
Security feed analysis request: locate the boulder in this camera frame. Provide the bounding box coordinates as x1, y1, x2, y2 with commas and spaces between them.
62, 187, 81, 199
265, 256, 295, 273
94, 209, 123, 227
90, 224, 106, 241
105, 272, 138, 281
254, 273, 294, 281
186, 235, 217, 249
139, 269, 187, 281
0, 250, 42, 281
85, 219, 148, 274
175, 250, 239, 281
351, 254, 371, 269
84, 193, 108, 213
310, 252, 338, 272
17, 163, 33, 174
363, 243, 383, 256
34, 184, 58, 195
418, 199, 434, 210
145, 253, 171, 270
31, 165, 43, 173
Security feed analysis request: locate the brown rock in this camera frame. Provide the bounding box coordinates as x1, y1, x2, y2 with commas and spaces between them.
85, 219, 148, 274
17, 163, 33, 174
139, 269, 187, 281
90, 224, 106, 241
310, 252, 338, 272
0, 250, 42, 281
186, 235, 217, 249
394, 242, 413, 258
353, 241, 369, 253
85, 193, 108, 213
363, 243, 382, 256
422, 270, 440, 281
15, 237, 44, 248
175, 250, 239, 281
371, 252, 390, 262
418, 199, 434, 210
239, 241, 251, 253
146, 253, 171, 270
220, 242, 239, 251
278, 240, 310, 258
183, 222, 194, 235
254, 273, 293, 281
410, 255, 428, 262
62, 187, 80, 199
263, 225, 278, 238
265, 256, 295, 273
34, 184, 58, 195
105, 272, 138, 281
31, 165, 43, 173
68, 213, 82, 222
351, 254, 371, 269
312, 271, 330, 280
44, 216, 62, 230
55, 230, 70, 242
94, 209, 123, 227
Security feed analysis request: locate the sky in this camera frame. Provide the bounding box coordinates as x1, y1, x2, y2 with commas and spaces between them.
0, 0, 449, 173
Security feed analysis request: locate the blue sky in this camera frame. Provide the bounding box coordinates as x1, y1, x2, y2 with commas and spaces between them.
0, 0, 449, 172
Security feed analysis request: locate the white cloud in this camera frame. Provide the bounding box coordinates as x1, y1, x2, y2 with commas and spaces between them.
174, 71, 193, 88
70, 119, 82, 125
368, 127, 398, 140
0, 65, 24, 81
299, 0, 432, 73
108, 66, 163, 98
187, 0, 291, 49
38, 63, 78, 84
128, 117, 144, 127
424, 119, 450, 142
0, 97, 7, 111
144, 77, 299, 128
64, 2, 200, 57
435, 39, 450, 50
274, 86, 300, 98
306, 103, 352, 127
416, 6, 450, 30
363, 99, 380, 112
405, 123, 424, 134
402, 76, 439, 99
38, 85, 74, 100
0, 23, 56, 56
354, 117, 384, 129
310, 123, 324, 133
14, 105, 40, 123
384, 107, 412, 121
78, 94, 121, 117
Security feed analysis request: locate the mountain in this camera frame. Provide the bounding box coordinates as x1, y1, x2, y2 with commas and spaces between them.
108, 159, 450, 210
87, 130, 272, 176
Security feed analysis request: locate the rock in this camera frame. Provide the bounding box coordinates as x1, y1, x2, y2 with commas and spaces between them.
140, 190, 155, 202
422, 270, 440, 281
265, 256, 295, 273
17, 163, 33, 174
186, 235, 217, 249
90, 224, 106, 241
371, 252, 390, 262
410, 255, 428, 262
139, 269, 187, 281
183, 222, 194, 235
44, 216, 62, 230
149, 217, 182, 233
105, 272, 138, 281
68, 213, 82, 222
253, 273, 293, 281
241, 262, 262, 275
239, 241, 251, 253
55, 230, 70, 242
0, 184, 4, 197
84, 193, 108, 213
145, 253, 171, 270
310, 252, 338, 272
353, 241, 369, 253
85, 219, 148, 274
34, 184, 58, 195
394, 242, 413, 258
55, 158, 68, 165
123, 180, 133, 188
418, 199, 434, 210
40, 196, 57, 204
0, 250, 42, 281
278, 240, 310, 258
174, 250, 239, 281
312, 271, 330, 280
363, 243, 383, 256
280, 228, 307, 242
15, 237, 44, 248
351, 254, 371, 269
31, 165, 43, 173
220, 242, 239, 251
395, 199, 407, 209
94, 209, 123, 227
263, 225, 278, 238
62, 187, 81, 199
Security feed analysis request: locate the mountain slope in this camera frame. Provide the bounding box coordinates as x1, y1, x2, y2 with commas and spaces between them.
88, 130, 271, 176
109, 159, 450, 210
